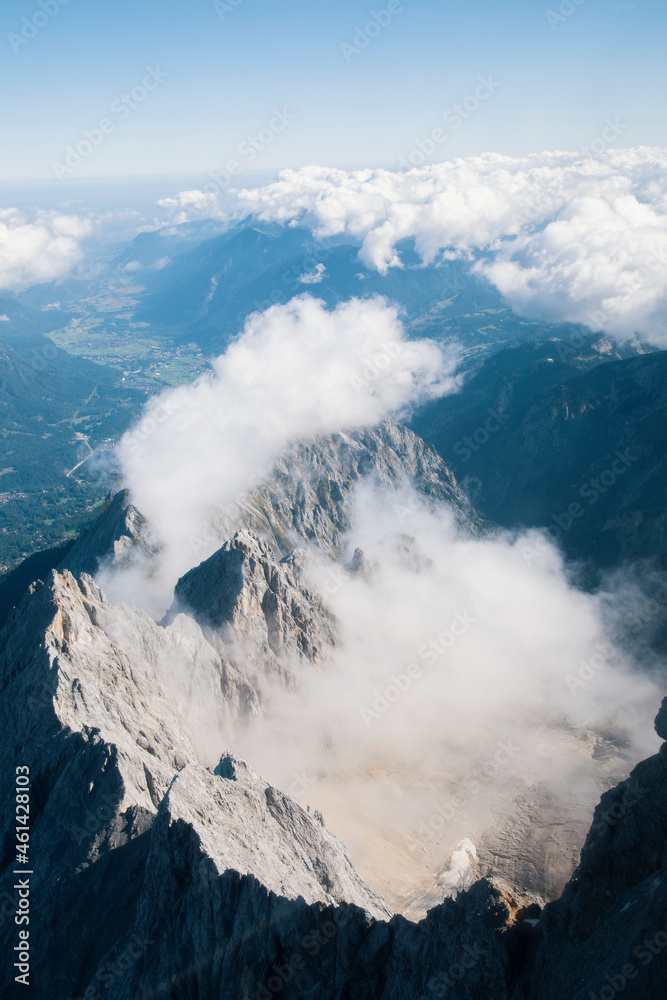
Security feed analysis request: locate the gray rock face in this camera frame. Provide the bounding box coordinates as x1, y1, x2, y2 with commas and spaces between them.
218, 419, 484, 556
527, 737, 667, 1000
171, 529, 337, 666
61, 488, 156, 577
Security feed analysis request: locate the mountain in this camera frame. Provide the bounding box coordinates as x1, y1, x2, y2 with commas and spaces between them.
410, 335, 665, 573
170, 530, 338, 670
109, 218, 230, 272
0, 492, 664, 998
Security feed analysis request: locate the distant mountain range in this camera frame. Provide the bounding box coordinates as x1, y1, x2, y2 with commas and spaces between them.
123, 218, 504, 351
2, 212, 666, 600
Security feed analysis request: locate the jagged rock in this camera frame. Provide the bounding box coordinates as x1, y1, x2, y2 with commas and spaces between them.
0, 567, 256, 900
61, 489, 157, 577
171, 529, 337, 665
345, 547, 375, 581
85, 795, 538, 1000
655, 697, 667, 740
160, 753, 392, 917
1, 410, 665, 999
216, 419, 484, 556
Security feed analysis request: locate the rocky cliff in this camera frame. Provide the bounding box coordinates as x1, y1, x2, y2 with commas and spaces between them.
170, 530, 337, 674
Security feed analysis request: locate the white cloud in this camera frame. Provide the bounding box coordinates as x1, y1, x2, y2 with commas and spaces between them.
0, 208, 92, 290
299, 262, 326, 284
156, 189, 225, 225
112, 294, 460, 612
478, 193, 667, 341
162, 148, 667, 343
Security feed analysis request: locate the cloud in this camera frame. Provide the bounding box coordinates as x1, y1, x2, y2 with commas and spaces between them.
478, 193, 667, 340
112, 294, 461, 612
0, 208, 92, 290
156, 189, 225, 225
299, 262, 326, 284
163, 148, 667, 343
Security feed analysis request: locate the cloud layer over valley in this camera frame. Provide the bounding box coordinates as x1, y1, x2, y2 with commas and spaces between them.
164, 147, 667, 344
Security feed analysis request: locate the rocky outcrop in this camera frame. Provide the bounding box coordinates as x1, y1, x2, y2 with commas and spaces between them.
0, 417, 665, 999
171, 530, 337, 666
0, 570, 384, 1000
0, 558, 664, 998
61, 489, 156, 577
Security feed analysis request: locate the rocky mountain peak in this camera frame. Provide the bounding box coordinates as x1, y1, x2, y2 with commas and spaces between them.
216, 418, 484, 556
170, 528, 337, 665
60, 488, 156, 578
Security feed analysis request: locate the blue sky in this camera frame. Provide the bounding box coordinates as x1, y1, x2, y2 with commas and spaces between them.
1, 0, 665, 181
